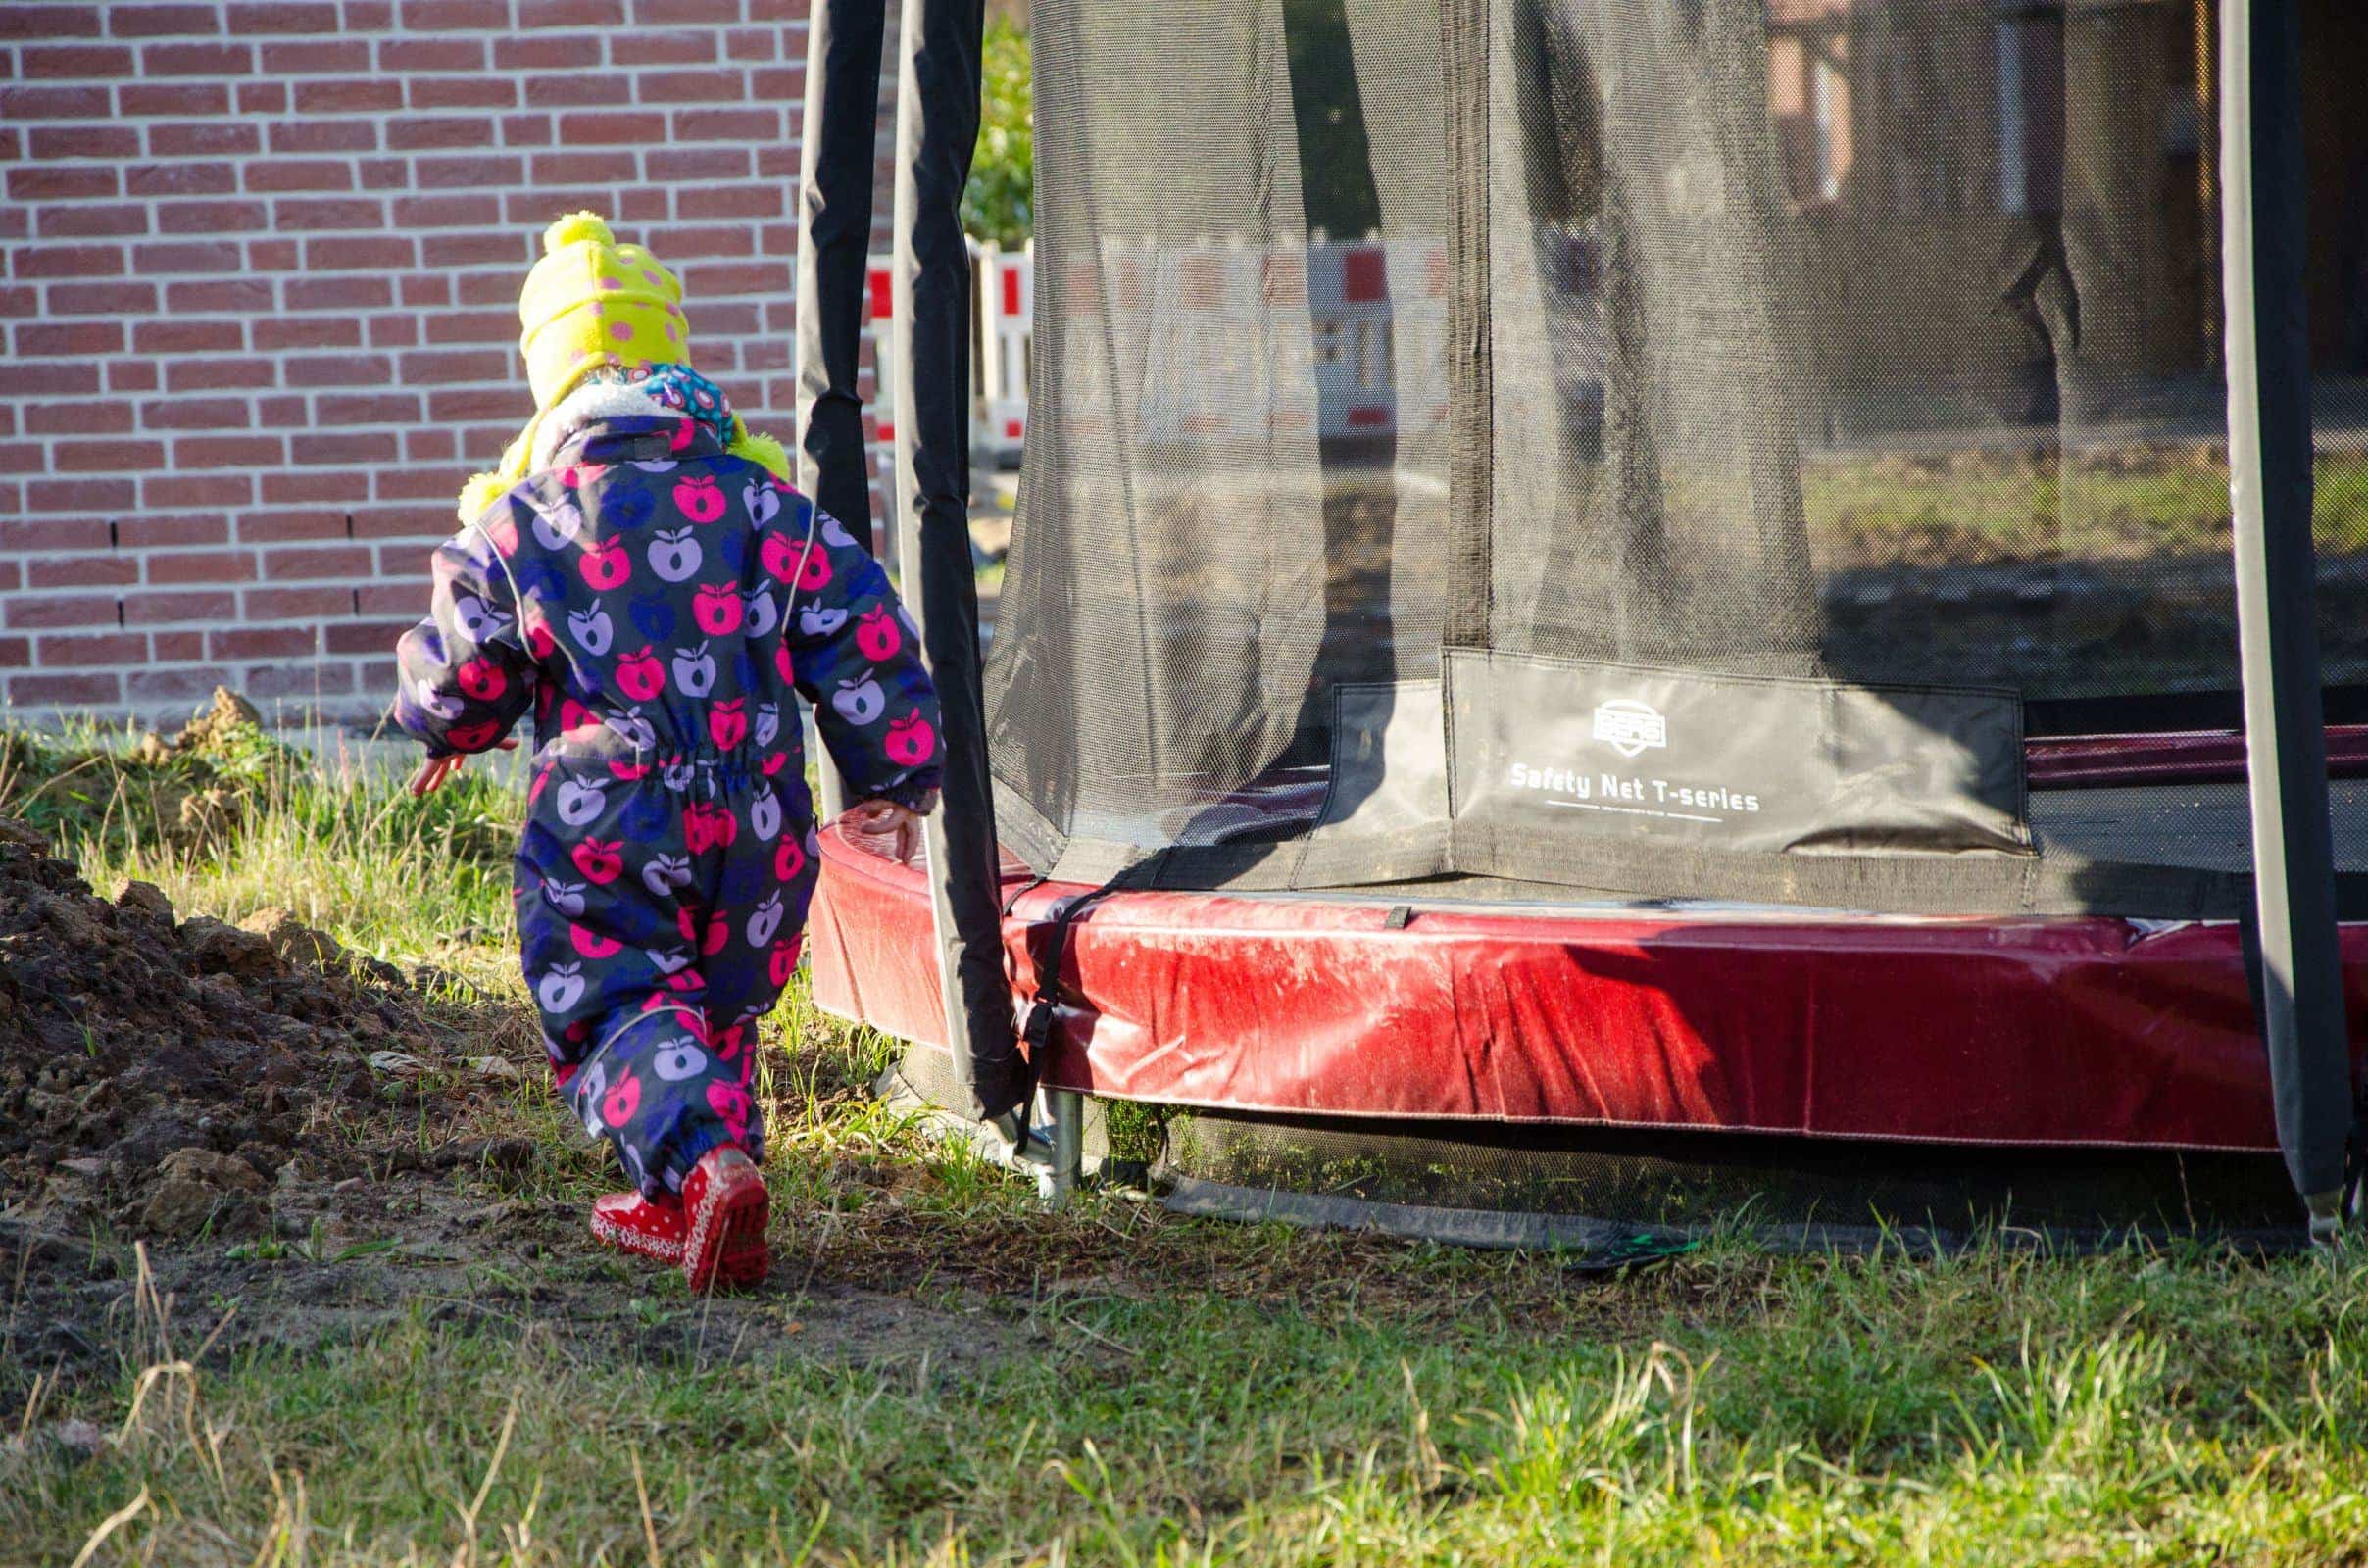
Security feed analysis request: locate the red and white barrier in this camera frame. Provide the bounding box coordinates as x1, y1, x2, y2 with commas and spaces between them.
1053, 237, 1453, 449
864, 240, 1033, 484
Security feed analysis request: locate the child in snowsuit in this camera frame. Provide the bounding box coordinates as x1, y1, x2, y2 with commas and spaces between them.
393, 214, 942, 1290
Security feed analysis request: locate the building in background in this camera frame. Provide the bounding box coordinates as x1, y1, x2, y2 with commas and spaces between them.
0, 0, 913, 726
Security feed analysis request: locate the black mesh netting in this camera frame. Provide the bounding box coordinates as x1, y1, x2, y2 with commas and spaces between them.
986, 0, 1455, 861
985, 0, 2368, 915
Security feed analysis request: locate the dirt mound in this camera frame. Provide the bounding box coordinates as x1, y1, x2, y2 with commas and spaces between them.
0, 816, 491, 1238
0, 686, 295, 858
147, 685, 266, 760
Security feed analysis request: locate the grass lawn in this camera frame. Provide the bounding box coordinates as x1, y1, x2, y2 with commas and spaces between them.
4, 710, 2366, 1566
1804, 445, 2368, 569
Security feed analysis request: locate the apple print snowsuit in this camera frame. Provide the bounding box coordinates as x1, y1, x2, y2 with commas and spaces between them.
393, 411, 941, 1198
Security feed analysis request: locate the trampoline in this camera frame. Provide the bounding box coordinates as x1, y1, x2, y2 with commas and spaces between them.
799, 0, 2367, 1242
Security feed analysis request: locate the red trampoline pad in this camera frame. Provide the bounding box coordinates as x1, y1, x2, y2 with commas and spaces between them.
807, 823, 2368, 1152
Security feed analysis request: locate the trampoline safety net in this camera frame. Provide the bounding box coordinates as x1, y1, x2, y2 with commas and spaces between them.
985, 0, 2368, 919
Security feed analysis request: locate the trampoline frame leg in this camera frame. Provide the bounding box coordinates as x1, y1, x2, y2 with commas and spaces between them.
2219, 0, 2356, 1230
1045, 1087, 1084, 1204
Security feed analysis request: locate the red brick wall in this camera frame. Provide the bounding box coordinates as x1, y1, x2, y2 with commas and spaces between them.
0, 0, 896, 728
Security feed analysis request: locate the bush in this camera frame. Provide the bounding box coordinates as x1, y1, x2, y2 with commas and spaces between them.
964, 17, 1033, 247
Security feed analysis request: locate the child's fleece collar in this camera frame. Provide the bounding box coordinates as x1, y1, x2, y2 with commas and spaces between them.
456, 368, 795, 523
530, 380, 680, 471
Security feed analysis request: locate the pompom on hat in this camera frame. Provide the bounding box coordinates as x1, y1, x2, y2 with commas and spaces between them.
456, 212, 791, 520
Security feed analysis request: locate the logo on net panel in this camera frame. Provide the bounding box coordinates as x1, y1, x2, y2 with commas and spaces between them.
1592, 699, 1667, 760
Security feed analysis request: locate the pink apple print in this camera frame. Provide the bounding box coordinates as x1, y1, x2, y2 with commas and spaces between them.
571, 838, 623, 885
758, 530, 801, 581
675, 901, 729, 955
709, 698, 748, 751
601, 1068, 642, 1128
795, 545, 832, 592
455, 658, 506, 702
673, 473, 725, 523
580, 537, 630, 590
608, 758, 651, 782
773, 642, 795, 684
884, 711, 937, 768
768, 935, 805, 987
774, 835, 807, 881
615, 646, 665, 703
448, 720, 502, 751
479, 511, 520, 556
856, 607, 902, 662
524, 616, 557, 661
707, 1080, 751, 1141
570, 923, 622, 959
692, 582, 743, 637
685, 802, 738, 855
712, 1021, 749, 1062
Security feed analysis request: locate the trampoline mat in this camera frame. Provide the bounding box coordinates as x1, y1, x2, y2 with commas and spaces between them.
2032, 778, 2368, 875
1107, 778, 2368, 912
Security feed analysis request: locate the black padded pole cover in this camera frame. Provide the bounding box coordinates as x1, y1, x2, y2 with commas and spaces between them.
891, 0, 1029, 1120
794, 0, 886, 544
2223, 0, 2354, 1215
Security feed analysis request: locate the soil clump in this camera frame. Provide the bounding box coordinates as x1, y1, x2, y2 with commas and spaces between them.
0, 815, 460, 1238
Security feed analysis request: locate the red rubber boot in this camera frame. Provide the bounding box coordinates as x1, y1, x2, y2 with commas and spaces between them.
590, 1191, 686, 1266
680, 1145, 769, 1292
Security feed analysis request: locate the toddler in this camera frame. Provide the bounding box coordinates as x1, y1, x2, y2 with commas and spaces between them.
394, 214, 942, 1290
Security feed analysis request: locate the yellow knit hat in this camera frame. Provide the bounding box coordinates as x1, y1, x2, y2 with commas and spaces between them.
519, 211, 689, 408
455, 212, 792, 521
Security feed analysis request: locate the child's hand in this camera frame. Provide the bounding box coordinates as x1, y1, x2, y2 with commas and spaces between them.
408, 737, 518, 797
842, 794, 936, 865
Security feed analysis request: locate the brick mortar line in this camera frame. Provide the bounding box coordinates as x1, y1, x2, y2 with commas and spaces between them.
14, 190, 804, 231
0, 546, 436, 560
13, 135, 808, 152
0, 551, 444, 562
2, 378, 802, 418
10, 284, 801, 304
11, 145, 791, 172
4, 63, 807, 94
11, 258, 806, 287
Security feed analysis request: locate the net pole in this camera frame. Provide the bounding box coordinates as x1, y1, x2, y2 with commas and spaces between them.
2218, 0, 2353, 1234
889, 0, 1030, 1123
792, 0, 885, 823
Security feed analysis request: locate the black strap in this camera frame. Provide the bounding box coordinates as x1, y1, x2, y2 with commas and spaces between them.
1019, 884, 1120, 1054
1001, 871, 1050, 919
1019, 852, 1170, 1056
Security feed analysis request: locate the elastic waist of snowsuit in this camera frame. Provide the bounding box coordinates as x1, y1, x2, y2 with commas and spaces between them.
539, 741, 802, 786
